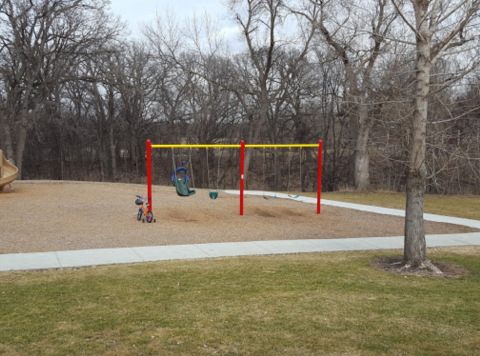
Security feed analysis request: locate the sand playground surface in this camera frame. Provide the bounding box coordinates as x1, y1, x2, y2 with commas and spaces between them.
0, 182, 478, 254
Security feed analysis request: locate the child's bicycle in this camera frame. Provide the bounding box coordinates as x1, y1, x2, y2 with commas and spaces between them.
135, 195, 156, 223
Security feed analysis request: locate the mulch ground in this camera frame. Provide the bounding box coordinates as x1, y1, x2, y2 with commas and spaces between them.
0, 182, 478, 254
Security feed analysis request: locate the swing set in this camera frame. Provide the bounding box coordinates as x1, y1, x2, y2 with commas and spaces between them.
146, 140, 322, 216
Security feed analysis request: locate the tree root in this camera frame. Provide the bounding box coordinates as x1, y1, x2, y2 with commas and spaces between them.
401, 259, 443, 274
372, 257, 469, 278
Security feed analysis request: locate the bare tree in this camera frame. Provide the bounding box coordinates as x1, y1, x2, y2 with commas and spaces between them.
392, 0, 480, 270
0, 0, 120, 178
144, 0, 320, 181
116, 42, 160, 175
83, 49, 121, 181
298, 0, 397, 189
225, 0, 320, 181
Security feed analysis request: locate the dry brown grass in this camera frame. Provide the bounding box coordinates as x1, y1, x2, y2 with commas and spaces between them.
319, 190, 480, 221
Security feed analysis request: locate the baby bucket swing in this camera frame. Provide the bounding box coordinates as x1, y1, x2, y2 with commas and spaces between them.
171, 148, 196, 197
206, 147, 224, 199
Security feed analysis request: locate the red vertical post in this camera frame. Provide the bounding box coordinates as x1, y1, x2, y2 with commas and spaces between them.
240, 140, 245, 216
317, 140, 322, 214
147, 140, 152, 211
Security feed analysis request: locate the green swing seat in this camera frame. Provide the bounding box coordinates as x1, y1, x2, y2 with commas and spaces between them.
172, 163, 196, 197
174, 176, 196, 196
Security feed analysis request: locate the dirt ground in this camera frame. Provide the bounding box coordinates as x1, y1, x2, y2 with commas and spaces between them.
0, 182, 478, 254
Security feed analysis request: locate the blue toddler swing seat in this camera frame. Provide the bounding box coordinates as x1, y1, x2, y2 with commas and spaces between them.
171, 161, 196, 197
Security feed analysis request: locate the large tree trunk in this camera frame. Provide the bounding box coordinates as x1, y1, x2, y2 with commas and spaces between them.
108, 88, 117, 180
130, 126, 139, 176
1, 121, 14, 159
243, 101, 268, 185
99, 142, 108, 182
109, 125, 116, 180
405, 170, 426, 266
243, 118, 256, 186
15, 123, 28, 180
404, 7, 431, 267
14, 82, 35, 179
354, 102, 373, 190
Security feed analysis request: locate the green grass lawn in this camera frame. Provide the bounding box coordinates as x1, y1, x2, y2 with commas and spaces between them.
313, 191, 480, 221
1, 249, 480, 355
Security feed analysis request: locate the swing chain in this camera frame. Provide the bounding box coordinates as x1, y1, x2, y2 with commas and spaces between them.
216, 148, 223, 191
299, 147, 302, 192
287, 147, 292, 193
206, 148, 210, 190
287, 147, 302, 198
188, 148, 195, 188
262, 147, 277, 201
171, 148, 176, 183
262, 147, 266, 193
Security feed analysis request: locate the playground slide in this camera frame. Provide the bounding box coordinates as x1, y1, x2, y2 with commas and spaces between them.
0, 149, 18, 192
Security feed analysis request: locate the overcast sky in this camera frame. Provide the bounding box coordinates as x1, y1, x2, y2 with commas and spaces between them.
109, 0, 231, 38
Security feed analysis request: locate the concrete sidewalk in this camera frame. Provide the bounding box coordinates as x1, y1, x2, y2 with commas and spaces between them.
1, 232, 479, 272
1, 186, 479, 272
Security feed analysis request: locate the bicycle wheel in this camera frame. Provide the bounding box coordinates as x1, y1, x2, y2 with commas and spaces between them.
147, 211, 154, 223
137, 209, 143, 221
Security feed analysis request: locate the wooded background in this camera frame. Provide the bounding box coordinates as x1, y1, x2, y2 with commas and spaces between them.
1, 0, 479, 195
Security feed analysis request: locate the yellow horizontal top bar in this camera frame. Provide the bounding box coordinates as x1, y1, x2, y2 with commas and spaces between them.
152, 144, 241, 148
151, 144, 319, 149
245, 144, 318, 148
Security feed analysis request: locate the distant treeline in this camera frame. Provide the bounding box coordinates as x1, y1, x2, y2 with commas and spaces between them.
1, 0, 479, 194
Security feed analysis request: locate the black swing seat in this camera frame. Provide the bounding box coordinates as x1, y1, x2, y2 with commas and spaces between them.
174, 176, 196, 196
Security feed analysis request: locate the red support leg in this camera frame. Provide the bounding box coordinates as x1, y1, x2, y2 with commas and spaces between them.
240, 140, 245, 216
317, 140, 322, 214
147, 140, 152, 211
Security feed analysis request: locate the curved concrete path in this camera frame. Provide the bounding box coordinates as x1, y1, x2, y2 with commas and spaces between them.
1, 185, 479, 272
